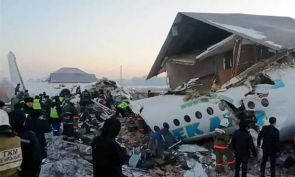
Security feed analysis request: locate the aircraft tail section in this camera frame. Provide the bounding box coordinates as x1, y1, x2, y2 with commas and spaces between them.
8, 51, 26, 91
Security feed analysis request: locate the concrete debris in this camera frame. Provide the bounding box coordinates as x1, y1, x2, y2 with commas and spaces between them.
122, 165, 150, 177
41, 159, 93, 177
148, 165, 184, 177
184, 159, 208, 177
86, 78, 132, 102
40, 134, 93, 177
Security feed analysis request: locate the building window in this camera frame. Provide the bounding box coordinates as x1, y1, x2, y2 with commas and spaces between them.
195, 111, 202, 119
248, 101, 255, 109
207, 107, 214, 115
173, 119, 180, 126
184, 115, 191, 122
163, 122, 170, 130
261, 98, 269, 107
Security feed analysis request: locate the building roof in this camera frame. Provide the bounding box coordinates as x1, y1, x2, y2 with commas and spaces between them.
54, 67, 87, 74
48, 67, 97, 83
147, 12, 295, 79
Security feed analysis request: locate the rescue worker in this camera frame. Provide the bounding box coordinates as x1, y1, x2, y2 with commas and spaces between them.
149, 126, 165, 157
61, 98, 78, 141
232, 121, 257, 177
115, 101, 131, 117
213, 118, 235, 174
17, 91, 25, 101
24, 97, 51, 159
33, 96, 42, 111
76, 85, 81, 95
9, 110, 42, 177
15, 83, 20, 96
49, 97, 62, 136
41, 95, 51, 119
92, 118, 128, 177
80, 89, 92, 108
0, 100, 22, 177
23, 90, 30, 99
105, 90, 114, 109
147, 90, 154, 97
258, 117, 280, 177
160, 124, 176, 148
10, 96, 20, 111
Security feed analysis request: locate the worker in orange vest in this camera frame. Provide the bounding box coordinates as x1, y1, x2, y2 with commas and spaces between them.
213, 118, 235, 174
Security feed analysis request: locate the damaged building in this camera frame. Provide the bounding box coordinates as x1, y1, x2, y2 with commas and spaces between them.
128, 12, 295, 143
147, 12, 295, 90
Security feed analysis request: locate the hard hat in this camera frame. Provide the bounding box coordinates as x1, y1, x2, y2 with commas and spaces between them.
219, 118, 230, 128
0, 109, 10, 126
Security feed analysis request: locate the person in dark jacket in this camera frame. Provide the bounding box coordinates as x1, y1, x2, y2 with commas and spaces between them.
147, 90, 154, 97
15, 83, 20, 96
41, 95, 51, 119
92, 118, 128, 177
80, 89, 92, 108
23, 97, 51, 159
9, 110, 42, 177
61, 99, 78, 141
258, 117, 280, 177
232, 121, 257, 177
23, 97, 42, 119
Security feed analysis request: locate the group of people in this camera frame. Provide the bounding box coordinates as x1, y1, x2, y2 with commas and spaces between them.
0, 99, 45, 177
1, 85, 284, 177
214, 114, 280, 177
0, 85, 83, 177
0, 98, 128, 177
0, 83, 134, 177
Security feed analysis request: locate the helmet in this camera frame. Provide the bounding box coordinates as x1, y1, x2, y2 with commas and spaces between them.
219, 118, 229, 128
0, 109, 10, 126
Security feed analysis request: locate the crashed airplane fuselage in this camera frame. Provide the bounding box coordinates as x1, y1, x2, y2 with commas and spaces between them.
130, 94, 237, 141
130, 66, 295, 141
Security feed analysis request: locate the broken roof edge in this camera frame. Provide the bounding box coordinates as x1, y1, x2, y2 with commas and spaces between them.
147, 13, 184, 80
196, 34, 237, 60
181, 12, 285, 50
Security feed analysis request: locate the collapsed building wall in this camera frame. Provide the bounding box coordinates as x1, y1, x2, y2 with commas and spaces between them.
166, 44, 274, 90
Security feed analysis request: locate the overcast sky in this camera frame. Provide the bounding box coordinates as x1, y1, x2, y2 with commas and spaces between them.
1, 0, 295, 80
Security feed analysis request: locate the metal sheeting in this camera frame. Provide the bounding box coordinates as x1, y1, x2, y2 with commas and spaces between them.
183, 12, 295, 50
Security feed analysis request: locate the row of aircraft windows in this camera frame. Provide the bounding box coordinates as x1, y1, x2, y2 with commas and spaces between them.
153, 103, 227, 131
247, 98, 269, 109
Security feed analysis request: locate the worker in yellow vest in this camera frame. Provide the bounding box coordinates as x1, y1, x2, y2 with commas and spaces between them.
115, 101, 131, 117
50, 97, 62, 136
33, 96, 42, 111
0, 100, 22, 177
59, 96, 65, 106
